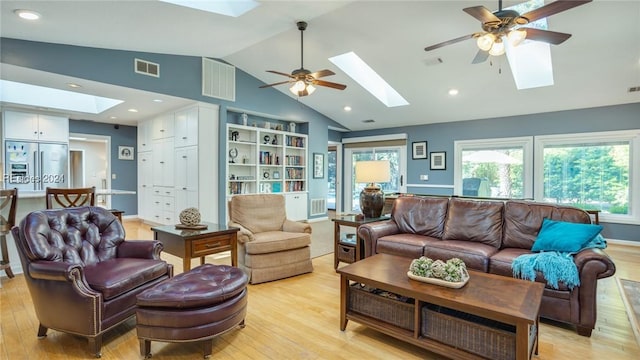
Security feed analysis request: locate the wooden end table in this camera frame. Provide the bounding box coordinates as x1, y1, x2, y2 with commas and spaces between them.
152, 222, 239, 273
331, 215, 389, 269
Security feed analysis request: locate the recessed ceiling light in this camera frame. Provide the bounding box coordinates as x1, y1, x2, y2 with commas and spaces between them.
152, 99, 163, 103
14, 9, 41, 20
344, 106, 352, 112
127, 109, 138, 113
110, 116, 118, 119
448, 89, 459, 96
67, 83, 82, 88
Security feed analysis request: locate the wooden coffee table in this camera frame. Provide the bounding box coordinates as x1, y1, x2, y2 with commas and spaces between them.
338, 254, 544, 360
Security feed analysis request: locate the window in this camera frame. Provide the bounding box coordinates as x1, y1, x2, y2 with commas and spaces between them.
535, 130, 640, 224
454, 137, 533, 199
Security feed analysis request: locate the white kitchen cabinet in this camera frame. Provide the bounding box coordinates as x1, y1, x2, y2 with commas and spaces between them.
137, 119, 153, 152
138, 103, 218, 224
137, 151, 153, 220
151, 137, 174, 187
174, 146, 198, 212
174, 107, 198, 148
151, 113, 174, 139
285, 192, 308, 221
3, 110, 68, 142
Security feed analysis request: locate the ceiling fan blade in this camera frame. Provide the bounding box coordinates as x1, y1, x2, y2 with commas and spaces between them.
424, 33, 475, 52
309, 69, 335, 79
259, 80, 293, 88
266, 70, 295, 78
314, 80, 347, 90
463, 6, 501, 23
471, 50, 490, 64
524, 28, 572, 45
520, 0, 592, 23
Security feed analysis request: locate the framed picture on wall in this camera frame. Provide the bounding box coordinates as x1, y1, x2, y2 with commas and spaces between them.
118, 146, 135, 160
412, 141, 427, 159
313, 153, 324, 178
430, 151, 446, 170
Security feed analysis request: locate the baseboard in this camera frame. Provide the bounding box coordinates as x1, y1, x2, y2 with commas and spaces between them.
308, 216, 329, 223
607, 238, 640, 247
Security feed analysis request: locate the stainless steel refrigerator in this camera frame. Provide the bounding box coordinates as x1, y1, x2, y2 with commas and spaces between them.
5, 141, 68, 191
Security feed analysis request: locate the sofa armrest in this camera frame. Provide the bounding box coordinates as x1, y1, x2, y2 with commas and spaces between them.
283, 219, 312, 234
357, 220, 400, 257
574, 248, 616, 280
29, 260, 100, 296
228, 221, 255, 244
117, 240, 164, 260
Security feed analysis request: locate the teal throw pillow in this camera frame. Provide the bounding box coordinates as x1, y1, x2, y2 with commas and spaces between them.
532, 218, 603, 253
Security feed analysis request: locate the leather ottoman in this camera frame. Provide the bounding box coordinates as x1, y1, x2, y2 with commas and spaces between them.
136, 263, 248, 358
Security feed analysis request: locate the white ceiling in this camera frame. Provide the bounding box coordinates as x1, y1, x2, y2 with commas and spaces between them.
1, 0, 639, 130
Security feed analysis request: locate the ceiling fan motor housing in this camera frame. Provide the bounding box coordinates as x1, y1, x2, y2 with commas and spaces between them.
483, 9, 528, 33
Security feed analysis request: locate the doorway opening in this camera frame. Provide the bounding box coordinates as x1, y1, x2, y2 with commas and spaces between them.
69, 133, 111, 208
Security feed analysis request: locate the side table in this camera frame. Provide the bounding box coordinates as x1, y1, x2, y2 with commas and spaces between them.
152, 222, 239, 273
332, 215, 389, 270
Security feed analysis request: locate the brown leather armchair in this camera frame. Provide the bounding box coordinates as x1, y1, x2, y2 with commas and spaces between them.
11, 206, 173, 357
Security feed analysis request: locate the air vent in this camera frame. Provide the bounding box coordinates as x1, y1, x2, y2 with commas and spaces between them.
134, 58, 159, 77
310, 198, 326, 216
629, 86, 640, 93
362, 119, 375, 123
202, 57, 235, 101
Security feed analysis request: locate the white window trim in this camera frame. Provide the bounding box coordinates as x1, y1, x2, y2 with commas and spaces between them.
454, 136, 534, 198
534, 129, 640, 225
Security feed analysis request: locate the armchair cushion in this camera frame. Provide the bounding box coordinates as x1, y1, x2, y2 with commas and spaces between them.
245, 231, 311, 254
84, 258, 171, 300
230, 194, 286, 233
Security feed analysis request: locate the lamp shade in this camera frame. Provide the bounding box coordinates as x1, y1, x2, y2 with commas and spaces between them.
355, 160, 391, 184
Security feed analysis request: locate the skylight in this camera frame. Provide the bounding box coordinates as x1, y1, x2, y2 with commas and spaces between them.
506, 0, 554, 89
328, 52, 409, 107
158, 0, 260, 17
0, 80, 123, 114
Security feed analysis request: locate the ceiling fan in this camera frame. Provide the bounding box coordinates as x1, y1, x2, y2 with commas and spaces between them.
424, 0, 592, 63
260, 21, 346, 97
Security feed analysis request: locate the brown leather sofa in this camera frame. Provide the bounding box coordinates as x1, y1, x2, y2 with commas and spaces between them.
358, 196, 616, 337
11, 206, 173, 357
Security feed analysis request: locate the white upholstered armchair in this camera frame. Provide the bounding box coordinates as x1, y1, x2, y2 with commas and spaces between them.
228, 194, 313, 284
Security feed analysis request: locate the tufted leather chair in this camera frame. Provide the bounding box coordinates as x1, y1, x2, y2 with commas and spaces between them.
11, 206, 173, 358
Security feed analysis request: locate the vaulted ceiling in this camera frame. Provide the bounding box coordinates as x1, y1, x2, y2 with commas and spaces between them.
1, 1, 639, 130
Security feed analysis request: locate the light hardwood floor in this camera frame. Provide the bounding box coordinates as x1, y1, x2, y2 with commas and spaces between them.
1, 219, 639, 359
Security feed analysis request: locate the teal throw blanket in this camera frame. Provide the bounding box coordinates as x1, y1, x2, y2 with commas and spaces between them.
512, 234, 607, 290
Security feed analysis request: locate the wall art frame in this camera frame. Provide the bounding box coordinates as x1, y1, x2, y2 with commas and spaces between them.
430, 151, 446, 170
118, 146, 135, 160
313, 153, 324, 178
412, 141, 427, 160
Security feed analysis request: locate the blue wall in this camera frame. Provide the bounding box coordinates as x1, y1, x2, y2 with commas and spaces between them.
1, 38, 344, 222
69, 120, 137, 214
344, 102, 640, 241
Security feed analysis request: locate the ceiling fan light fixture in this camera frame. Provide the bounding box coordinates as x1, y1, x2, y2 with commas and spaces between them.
289, 80, 306, 95
476, 33, 495, 51
306, 83, 316, 95
507, 29, 527, 47
489, 38, 506, 56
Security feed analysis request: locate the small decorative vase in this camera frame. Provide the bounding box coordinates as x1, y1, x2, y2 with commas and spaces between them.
289, 122, 296, 133
241, 113, 248, 126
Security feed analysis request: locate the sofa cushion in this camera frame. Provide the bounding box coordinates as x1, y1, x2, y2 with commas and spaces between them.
423, 240, 498, 272
503, 201, 592, 249
244, 231, 310, 254
230, 194, 286, 233
377, 234, 440, 259
84, 258, 170, 300
442, 198, 504, 248
392, 197, 449, 238
531, 219, 602, 253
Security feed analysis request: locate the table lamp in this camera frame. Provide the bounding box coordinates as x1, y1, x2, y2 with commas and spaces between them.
355, 160, 390, 218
